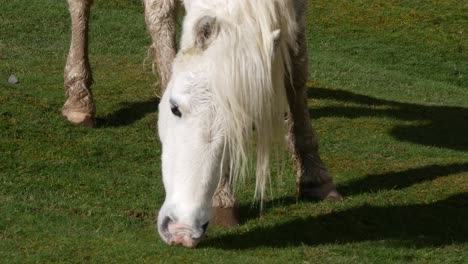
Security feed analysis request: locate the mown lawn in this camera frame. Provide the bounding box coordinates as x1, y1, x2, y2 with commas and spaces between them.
1, 0, 467, 263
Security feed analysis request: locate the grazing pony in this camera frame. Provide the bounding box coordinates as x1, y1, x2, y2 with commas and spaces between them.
62, 0, 341, 247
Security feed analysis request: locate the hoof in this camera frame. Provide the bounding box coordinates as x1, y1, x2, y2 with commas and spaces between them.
299, 182, 343, 201
211, 206, 240, 227
322, 189, 343, 201
63, 111, 95, 128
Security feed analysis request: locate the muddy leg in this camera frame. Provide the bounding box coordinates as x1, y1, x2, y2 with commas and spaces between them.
144, 0, 179, 94
62, 0, 95, 127
211, 174, 239, 227
286, 2, 341, 201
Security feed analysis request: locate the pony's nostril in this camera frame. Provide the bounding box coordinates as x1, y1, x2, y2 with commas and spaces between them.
201, 221, 209, 234
162, 216, 171, 226
160, 216, 174, 236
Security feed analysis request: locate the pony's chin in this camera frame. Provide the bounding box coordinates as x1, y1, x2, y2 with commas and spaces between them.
162, 223, 204, 248
158, 212, 207, 248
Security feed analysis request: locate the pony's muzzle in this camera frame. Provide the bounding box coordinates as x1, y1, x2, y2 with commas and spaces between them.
158, 214, 209, 248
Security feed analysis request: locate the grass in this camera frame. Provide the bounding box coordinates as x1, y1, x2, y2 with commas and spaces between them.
1, 0, 467, 263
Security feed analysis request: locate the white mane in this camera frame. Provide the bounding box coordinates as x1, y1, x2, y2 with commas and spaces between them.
183, 0, 298, 202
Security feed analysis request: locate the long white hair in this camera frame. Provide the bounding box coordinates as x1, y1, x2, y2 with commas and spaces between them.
200, 0, 298, 202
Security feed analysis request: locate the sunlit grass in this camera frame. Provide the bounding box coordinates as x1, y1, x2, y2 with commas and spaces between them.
1, 0, 467, 263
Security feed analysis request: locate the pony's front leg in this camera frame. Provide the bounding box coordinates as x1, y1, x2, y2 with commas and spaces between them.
63, 0, 95, 127
144, 0, 179, 94
211, 174, 239, 227
286, 3, 341, 201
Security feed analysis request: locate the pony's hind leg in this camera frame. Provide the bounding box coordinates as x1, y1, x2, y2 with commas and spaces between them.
286, 1, 341, 201
211, 174, 239, 227
63, 0, 95, 127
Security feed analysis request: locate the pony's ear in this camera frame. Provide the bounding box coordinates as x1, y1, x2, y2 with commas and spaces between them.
194, 16, 219, 50
272, 29, 281, 49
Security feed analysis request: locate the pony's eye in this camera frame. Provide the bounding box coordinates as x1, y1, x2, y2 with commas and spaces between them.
170, 105, 182, 117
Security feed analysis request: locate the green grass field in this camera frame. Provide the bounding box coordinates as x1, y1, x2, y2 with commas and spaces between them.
1, 0, 467, 263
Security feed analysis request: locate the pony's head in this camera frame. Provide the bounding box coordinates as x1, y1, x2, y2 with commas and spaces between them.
157, 0, 297, 247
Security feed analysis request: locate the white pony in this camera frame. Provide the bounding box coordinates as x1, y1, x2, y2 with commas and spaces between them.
157, 0, 295, 247
62, 0, 340, 248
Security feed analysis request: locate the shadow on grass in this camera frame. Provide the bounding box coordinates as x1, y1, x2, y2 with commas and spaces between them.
307, 87, 468, 151
236, 162, 468, 223
341, 162, 468, 196
206, 192, 468, 249
236, 196, 299, 224
96, 97, 159, 127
